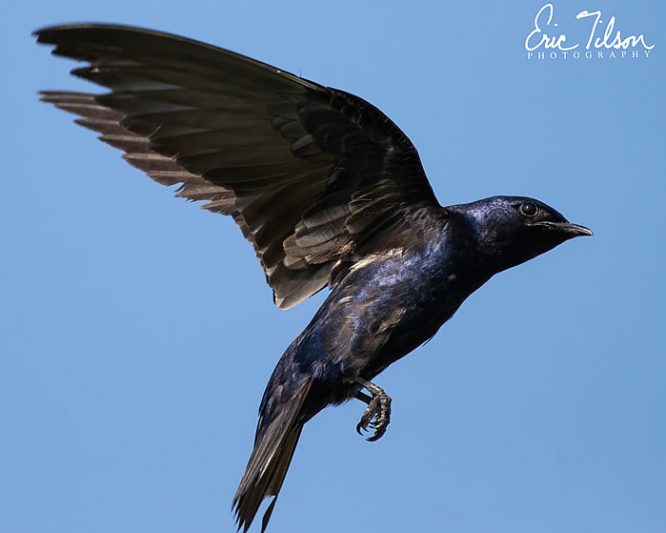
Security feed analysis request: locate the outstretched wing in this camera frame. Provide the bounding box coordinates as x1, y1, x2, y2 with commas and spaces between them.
36, 24, 440, 308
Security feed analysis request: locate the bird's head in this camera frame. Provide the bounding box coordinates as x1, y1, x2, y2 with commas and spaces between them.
450, 196, 592, 274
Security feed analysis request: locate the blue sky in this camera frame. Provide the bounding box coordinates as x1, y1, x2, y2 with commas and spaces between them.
2, 1, 664, 532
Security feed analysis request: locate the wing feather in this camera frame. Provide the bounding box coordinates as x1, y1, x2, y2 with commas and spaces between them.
36, 24, 440, 308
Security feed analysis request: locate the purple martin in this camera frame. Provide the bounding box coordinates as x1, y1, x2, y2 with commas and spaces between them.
35, 24, 592, 532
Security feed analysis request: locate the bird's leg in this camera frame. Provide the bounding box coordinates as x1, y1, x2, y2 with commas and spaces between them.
354, 390, 373, 404
354, 378, 392, 441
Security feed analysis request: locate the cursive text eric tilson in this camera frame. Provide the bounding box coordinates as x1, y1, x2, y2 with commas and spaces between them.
525, 3, 654, 60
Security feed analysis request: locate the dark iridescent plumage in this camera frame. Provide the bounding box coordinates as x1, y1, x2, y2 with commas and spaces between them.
35, 24, 591, 532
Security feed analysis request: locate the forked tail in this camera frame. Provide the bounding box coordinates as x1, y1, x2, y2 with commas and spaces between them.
233, 379, 313, 532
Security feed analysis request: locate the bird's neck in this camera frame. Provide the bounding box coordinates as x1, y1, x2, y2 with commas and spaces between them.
436, 211, 498, 281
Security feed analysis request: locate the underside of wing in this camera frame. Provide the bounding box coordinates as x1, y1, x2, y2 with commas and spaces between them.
36, 24, 440, 308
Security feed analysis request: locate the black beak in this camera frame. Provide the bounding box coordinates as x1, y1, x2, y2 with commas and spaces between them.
530, 221, 593, 237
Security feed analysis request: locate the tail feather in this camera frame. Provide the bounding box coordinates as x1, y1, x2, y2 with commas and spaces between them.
233, 379, 312, 532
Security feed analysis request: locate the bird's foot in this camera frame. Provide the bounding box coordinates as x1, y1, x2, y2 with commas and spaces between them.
354, 378, 392, 442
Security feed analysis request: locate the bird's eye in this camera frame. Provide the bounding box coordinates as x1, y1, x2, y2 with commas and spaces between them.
520, 201, 538, 217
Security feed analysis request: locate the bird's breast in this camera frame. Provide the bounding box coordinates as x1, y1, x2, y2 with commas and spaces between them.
320, 244, 483, 376
283, 241, 490, 408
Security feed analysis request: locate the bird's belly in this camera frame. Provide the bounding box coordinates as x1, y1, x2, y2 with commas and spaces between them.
336, 275, 467, 380
361, 295, 459, 378
294, 253, 487, 406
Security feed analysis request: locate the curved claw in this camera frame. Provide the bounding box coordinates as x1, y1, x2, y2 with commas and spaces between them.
356, 407, 375, 436
366, 426, 387, 442
354, 385, 391, 441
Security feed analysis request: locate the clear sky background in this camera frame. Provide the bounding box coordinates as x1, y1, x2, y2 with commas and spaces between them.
2, 1, 664, 532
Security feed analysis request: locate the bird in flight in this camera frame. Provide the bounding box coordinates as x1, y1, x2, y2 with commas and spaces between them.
36, 24, 592, 532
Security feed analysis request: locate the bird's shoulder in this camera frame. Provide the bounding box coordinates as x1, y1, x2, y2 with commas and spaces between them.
329, 205, 453, 286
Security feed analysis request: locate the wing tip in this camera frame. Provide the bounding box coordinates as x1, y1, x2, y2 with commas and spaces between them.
34, 22, 141, 40
33, 23, 89, 43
